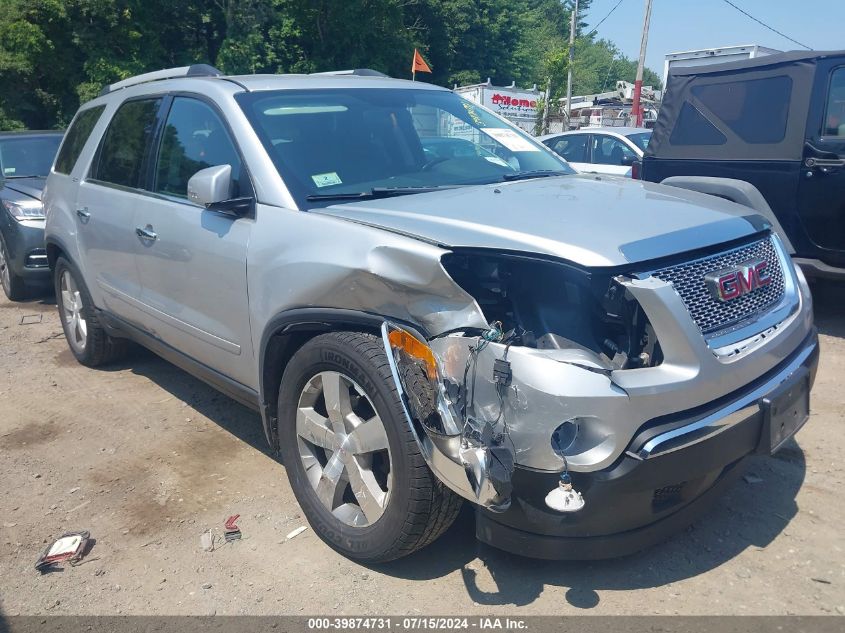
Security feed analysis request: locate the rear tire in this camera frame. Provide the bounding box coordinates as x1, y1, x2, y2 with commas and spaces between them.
278, 331, 462, 562
0, 234, 28, 301
54, 256, 126, 367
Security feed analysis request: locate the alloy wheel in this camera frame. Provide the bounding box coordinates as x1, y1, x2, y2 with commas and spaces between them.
60, 270, 87, 353
295, 371, 392, 527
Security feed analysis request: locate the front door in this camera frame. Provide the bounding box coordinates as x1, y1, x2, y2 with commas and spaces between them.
546, 133, 590, 172
798, 64, 845, 266
588, 134, 637, 177
133, 96, 255, 385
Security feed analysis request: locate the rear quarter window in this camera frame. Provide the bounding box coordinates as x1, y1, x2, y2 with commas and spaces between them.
669, 102, 727, 146
690, 75, 792, 144
54, 106, 105, 175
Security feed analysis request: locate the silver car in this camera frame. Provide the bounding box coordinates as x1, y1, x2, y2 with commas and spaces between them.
43, 65, 818, 562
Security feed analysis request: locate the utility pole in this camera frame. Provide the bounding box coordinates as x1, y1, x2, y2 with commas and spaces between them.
542, 78, 551, 135
632, 0, 653, 127
565, 0, 578, 130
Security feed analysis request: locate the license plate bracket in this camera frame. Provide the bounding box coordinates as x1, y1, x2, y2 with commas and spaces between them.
759, 368, 810, 454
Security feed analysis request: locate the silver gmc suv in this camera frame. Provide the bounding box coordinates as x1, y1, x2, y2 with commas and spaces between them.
43, 65, 818, 562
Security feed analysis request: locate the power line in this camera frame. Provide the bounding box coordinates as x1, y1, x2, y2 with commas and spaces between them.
720, 0, 812, 50
585, 0, 626, 39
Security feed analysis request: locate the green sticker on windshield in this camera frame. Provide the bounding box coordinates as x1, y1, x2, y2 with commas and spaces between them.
312, 172, 343, 188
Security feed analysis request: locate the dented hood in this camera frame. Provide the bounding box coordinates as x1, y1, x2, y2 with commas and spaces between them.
314, 175, 767, 268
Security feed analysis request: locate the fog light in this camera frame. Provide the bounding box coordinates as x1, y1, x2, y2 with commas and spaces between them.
545, 474, 585, 513
551, 419, 579, 454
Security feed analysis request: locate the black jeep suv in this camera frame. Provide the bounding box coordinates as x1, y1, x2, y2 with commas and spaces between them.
642, 50, 845, 280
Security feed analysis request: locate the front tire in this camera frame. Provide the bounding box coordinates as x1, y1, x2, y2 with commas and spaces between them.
278, 331, 461, 562
0, 233, 28, 301
54, 256, 126, 367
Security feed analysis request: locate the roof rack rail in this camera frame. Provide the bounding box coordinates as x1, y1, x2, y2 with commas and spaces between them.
99, 64, 222, 96
310, 69, 388, 77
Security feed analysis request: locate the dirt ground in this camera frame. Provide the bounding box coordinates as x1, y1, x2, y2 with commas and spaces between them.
0, 282, 843, 617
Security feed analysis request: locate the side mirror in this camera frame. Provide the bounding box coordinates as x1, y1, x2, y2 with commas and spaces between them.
620, 154, 637, 167
188, 164, 232, 206
187, 164, 253, 217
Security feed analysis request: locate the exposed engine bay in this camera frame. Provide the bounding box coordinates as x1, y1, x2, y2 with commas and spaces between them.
440, 251, 663, 370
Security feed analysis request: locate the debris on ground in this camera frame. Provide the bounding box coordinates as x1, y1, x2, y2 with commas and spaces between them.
19, 314, 43, 326
743, 474, 764, 484
224, 514, 242, 542
200, 529, 215, 552
35, 530, 91, 572
285, 526, 308, 541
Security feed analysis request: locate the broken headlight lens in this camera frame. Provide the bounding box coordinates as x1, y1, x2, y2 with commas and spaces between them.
385, 324, 449, 435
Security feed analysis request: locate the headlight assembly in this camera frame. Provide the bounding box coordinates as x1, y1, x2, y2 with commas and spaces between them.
2, 198, 45, 221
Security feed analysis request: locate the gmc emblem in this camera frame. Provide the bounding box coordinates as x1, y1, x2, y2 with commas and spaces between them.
704, 259, 771, 302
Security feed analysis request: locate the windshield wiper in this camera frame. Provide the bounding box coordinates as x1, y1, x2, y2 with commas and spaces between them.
501, 170, 570, 182
4, 174, 45, 179
306, 185, 462, 202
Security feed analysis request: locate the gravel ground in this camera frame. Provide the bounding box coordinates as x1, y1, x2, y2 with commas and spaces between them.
0, 282, 843, 616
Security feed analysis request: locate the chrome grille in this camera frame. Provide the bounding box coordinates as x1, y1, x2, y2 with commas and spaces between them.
653, 236, 785, 335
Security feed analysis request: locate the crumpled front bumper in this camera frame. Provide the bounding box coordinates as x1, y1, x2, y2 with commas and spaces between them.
476, 327, 818, 559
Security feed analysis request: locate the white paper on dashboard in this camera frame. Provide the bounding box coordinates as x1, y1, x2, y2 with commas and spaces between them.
481, 128, 540, 152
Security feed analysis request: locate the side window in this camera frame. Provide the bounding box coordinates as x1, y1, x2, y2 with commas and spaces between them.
690, 75, 792, 144
155, 97, 243, 199
549, 135, 588, 162
670, 102, 727, 146
591, 135, 636, 165
823, 68, 845, 137
54, 105, 105, 175
93, 98, 162, 188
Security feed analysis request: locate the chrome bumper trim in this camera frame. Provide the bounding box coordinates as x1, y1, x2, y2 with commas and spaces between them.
638, 335, 817, 459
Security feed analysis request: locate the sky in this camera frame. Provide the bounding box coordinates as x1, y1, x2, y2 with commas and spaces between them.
584, 0, 845, 82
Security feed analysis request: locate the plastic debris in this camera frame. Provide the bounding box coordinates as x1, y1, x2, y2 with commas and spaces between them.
35, 530, 91, 572
224, 514, 242, 542
285, 526, 308, 541
20, 314, 43, 326
200, 529, 215, 552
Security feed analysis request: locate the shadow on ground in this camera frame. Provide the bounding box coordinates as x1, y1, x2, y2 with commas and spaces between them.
373, 440, 804, 608
811, 280, 845, 339
96, 346, 275, 462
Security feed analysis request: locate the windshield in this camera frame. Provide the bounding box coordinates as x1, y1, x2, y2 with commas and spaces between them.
236, 88, 573, 207
0, 135, 62, 178
626, 131, 652, 152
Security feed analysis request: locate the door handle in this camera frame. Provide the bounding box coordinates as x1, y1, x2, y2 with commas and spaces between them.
804, 157, 845, 172
135, 225, 158, 241
76, 207, 90, 220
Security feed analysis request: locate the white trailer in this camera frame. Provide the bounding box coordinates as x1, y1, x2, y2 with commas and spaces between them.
663, 44, 780, 87
455, 81, 541, 133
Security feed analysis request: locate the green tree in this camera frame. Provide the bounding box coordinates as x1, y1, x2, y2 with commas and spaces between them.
0, 0, 662, 130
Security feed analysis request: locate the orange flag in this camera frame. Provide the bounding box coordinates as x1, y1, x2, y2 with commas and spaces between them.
411, 49, 432, 75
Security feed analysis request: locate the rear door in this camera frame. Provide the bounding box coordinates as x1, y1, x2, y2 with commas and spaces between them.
798, 64, 845, 267
133, 95, 254, 385
76, 97, 163, 322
